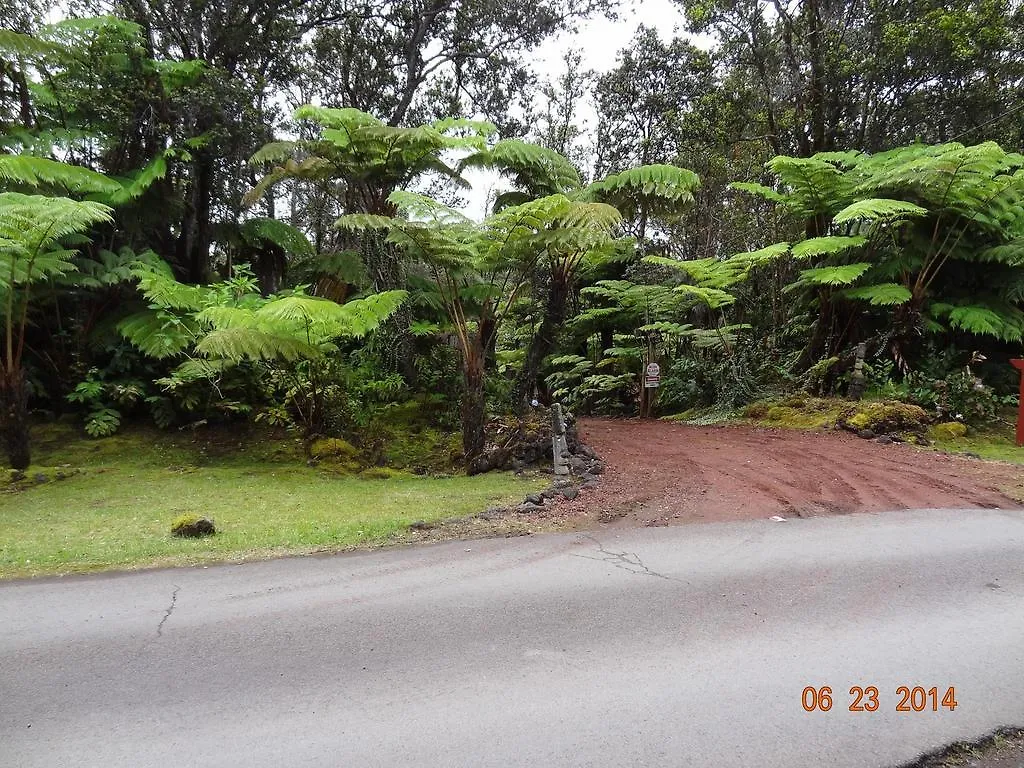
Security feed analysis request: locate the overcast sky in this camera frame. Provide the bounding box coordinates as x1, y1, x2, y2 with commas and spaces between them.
459, 0, 693, 218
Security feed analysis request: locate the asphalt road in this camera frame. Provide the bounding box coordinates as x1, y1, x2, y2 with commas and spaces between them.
2, 508, 1024, 768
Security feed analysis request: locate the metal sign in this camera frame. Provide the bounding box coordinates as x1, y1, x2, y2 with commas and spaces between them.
644, 361, 661, 389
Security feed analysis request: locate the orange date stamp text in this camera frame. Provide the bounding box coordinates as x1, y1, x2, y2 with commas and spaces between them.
801, 686, 958, 712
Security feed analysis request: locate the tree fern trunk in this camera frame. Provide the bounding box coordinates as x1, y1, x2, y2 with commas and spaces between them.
462, 346, 487, 470
0, 367, 31, 470
516, 274, 569, 410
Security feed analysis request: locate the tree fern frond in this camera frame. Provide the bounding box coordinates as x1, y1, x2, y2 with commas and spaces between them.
249, 141, 299, 165
460, 140, 582, 194
293, 105, 382, 130
791, 236, 867, 260
388, 190, 470, 224
196, 326, 323, 362
840, 283, 913, 305
240, 217, 314, 256
134, 270, 209, 310
587, 164, 699, 217
335, 213, 400, 232
793, 263, 872, 287
729, 181, 787, 204
117, 310, 196, 358
832, 198, 928, 223
673, 283, 735, 308
0, 155, 121, 195
730, 242, 791, 265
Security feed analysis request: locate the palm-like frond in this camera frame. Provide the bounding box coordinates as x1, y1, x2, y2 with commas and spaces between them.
840, 283, 913, 306
832, 198, 928, 224
460, 140, 582, 198
240, 217, 314, 257
586, 164, 700, 218
0, 156, 121, 195
792, 263, 872, 287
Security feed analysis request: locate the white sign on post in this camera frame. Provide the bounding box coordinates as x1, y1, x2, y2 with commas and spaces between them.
644, 361, 661, 388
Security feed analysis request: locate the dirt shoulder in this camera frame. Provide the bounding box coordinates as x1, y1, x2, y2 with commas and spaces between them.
901, 728, 1024, 767
566, 418, 1023, 527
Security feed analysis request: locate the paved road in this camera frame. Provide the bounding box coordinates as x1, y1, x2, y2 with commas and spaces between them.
2, 509, 1024, 768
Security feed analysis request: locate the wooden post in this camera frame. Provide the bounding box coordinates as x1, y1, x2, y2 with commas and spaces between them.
848, 342, 867, 400
551, 403, 569, 475
1012, 359, 1024, 447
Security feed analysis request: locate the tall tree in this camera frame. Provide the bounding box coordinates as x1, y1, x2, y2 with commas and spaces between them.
679, 0, 1024, 158
298, 0, 616, 134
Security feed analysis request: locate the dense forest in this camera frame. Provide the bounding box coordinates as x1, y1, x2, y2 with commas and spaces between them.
2, 0, 1023, 472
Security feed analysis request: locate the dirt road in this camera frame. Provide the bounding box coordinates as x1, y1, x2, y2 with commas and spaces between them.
573, 418, 1023, 526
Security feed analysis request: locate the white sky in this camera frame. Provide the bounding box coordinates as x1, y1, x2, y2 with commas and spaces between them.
459, 0, 693, 218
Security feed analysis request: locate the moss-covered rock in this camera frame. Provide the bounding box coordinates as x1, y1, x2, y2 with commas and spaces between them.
308, 437, 358, 461
838, 401, 931, 435
931, 421, 969, 440
171, 514, 216, 537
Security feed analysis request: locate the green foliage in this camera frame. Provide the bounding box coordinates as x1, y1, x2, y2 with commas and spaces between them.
240, 218, 314, 258
728, 142, 1024, 359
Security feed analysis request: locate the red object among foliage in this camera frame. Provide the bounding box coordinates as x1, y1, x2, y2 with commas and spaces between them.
1013, 359, 1024, 447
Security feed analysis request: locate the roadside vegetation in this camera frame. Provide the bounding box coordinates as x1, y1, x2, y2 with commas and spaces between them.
1, 423, 542, 578
1, 2, 1021, 575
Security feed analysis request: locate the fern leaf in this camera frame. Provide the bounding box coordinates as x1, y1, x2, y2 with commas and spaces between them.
791, 236, 867, 260
840, 283, 913, 305
0, 155, 121, 195
240, 217, 313, 257
794, 263, 872, 286
832, 198, 927, 223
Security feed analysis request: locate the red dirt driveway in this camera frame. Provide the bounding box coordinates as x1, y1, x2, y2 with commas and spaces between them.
573, 418, 1024, 526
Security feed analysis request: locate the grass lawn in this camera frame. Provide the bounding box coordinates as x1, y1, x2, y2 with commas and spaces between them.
1, 423, 543, 579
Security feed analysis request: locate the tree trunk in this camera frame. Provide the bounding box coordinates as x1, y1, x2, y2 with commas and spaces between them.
0, 367, 31, 470
516, 274, 569, 410
461, 351, 487, 471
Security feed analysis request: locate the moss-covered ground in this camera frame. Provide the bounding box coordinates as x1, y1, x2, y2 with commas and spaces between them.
1, 422, 542, 579
674, 396, 1023, 465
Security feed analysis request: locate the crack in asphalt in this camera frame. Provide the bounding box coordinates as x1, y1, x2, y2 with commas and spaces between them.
156, 586, 181, 637
573, 534, 685, 583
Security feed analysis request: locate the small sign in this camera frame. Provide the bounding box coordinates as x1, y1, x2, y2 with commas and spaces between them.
644, 361, 661, 389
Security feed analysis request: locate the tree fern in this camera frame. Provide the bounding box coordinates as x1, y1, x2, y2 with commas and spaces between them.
791, 263, 873, 287
0, 155, 121, 195
832, 198, 928, 224
240, 217, 314, 257
840, 283, 913, 306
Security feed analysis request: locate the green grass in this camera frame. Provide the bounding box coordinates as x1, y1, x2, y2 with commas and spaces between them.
1, 423, 542, 579
929, 427, 1024, 464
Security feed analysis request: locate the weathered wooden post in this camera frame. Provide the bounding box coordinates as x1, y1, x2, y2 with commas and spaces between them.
848, 342, 867, 400
1012, 359, 1024, 447
551, 403, 570, 476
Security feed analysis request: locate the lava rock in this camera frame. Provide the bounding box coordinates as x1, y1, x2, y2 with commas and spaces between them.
581, 472, 597, 484
516, 502, 544, 514
171, 515, 216, 538
587, 461, 605, 475
559, 486, 580, 501
552, 478, 573, 489
569, 456, 589, 472
541, 488, 559, 499
857, 429, 876, 440
576, 445, 597, 460
874, 435, 894, 445
408, 520, 433, 531
524, 493, 544, 505
33, 473, 48, 484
